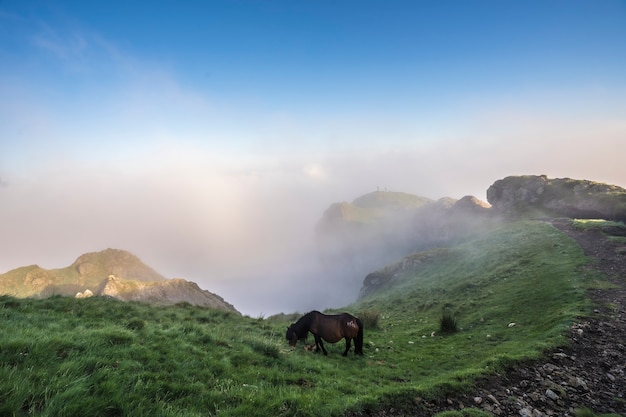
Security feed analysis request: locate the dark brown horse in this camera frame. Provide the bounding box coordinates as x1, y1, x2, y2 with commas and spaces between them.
286, 311, 364, 356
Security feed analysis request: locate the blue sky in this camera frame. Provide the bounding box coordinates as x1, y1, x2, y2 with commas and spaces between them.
1, 1, 625, 314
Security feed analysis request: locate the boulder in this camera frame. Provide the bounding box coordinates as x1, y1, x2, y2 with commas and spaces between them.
487, 175, 626, 220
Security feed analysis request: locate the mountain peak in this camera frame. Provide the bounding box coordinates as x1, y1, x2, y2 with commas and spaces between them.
71, 248, 165, 282
0, 249, 238, 313
352, 191, 433, 209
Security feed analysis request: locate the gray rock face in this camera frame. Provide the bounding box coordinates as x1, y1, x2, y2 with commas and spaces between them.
101, 275, 239, 312
487, 175, 626, 220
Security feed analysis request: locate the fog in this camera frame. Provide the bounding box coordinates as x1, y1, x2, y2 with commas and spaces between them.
2, 0, 626, 317
2, 126, 626, 316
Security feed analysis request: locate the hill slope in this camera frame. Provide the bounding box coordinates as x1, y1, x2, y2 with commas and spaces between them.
376, 218, 626, 416
0, 249, 238, 312
0, 220, 604, 417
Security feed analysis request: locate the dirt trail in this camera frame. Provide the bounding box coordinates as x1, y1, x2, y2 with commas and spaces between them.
351, 219, 626, 417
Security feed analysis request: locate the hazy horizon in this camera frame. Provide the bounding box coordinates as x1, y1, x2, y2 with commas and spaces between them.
1, 1, 625, 315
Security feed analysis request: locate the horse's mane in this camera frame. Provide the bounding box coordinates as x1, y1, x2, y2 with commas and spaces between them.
291, 310, 320, 339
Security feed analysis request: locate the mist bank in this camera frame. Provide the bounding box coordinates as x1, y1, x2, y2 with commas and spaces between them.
2, 160, 626, 316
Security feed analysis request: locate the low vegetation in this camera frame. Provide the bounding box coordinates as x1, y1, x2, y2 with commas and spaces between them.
439, 311, 459, 334
0, 220, 602, 416
571, 218, 626, 231
572, 218, 626, 243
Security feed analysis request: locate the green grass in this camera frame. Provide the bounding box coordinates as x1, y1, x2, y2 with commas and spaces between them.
574, 407, 623, 417
0, 220, 600, 416
572, 218, 626, 246
571, 218, 625, 231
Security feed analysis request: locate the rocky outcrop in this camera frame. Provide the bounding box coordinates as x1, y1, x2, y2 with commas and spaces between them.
359, 249, 449, 299
487, 175, 626, 221
0, 249, 239, 313
101, 275, 238, 311
452, 195, 491, 212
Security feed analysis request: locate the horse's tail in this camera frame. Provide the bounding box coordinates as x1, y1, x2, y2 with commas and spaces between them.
355, 317, 364, 355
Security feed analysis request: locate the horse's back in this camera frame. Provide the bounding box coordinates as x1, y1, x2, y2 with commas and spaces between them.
319, 312, 360, 339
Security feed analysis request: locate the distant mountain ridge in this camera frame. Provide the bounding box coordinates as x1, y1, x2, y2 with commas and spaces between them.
0, 249, 238, 313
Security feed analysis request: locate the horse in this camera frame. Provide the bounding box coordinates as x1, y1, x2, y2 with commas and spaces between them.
286, 310, 364, 356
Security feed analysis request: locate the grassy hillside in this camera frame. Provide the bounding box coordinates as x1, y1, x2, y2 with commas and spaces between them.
0, 221, 601, 416
0, 249, 165, 298
351, 190, 434, 210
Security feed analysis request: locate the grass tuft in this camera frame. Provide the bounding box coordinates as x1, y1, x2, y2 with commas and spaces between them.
439, 311, 459, 334
358, 309, 381, 330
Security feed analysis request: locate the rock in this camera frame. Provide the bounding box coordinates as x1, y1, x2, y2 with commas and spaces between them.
545, 389, 559, 401
75, 289, 94, 299
487, 394, 500, 405
568, 376, 588, 390
101, 277, 239, 312
519, 407, 534, 417
543, 363, 560, 374
486, 175, 626, 221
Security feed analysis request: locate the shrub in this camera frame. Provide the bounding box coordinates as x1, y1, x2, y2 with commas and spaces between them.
359, 309, 380, 330
439, 311, 458, 334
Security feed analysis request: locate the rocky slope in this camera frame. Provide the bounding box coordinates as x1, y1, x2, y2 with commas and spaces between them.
0, 249, 239, 313
101, 275, 237, 311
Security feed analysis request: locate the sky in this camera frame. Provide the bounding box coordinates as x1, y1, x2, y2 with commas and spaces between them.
1, 0, 626, 315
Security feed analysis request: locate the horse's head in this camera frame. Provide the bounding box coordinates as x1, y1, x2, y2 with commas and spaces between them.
286, 324, 298, 347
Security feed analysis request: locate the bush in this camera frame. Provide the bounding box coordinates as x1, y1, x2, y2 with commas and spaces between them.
359, 309, 380, 330
439, 312, 458, 334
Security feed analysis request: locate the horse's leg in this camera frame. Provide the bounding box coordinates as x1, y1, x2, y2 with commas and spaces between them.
343, 338, 352, 356
314, 335, 328, 356
313, 335, 320, 353
313, 335, 326, 355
